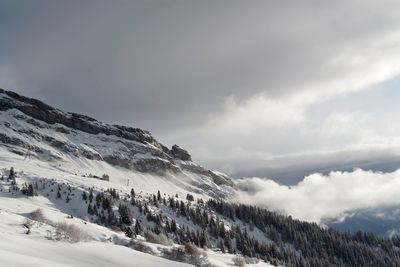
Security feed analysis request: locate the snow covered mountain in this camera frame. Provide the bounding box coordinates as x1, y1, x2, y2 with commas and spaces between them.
0, 88, 233, 199
0, 89, 270, 267
2, 89, 400, 267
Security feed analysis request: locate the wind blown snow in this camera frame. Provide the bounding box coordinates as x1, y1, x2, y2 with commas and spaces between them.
235, 168, 400, 223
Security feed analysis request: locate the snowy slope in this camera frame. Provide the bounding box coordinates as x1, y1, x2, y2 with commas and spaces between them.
0, 233, 192, 267
0, 165, 274, 267
0, 182, 192, 267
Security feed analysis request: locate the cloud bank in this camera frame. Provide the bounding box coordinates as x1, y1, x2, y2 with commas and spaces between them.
235, 168, 400, 223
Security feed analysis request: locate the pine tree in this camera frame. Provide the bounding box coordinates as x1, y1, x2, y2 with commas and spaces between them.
171, 219, 177, 232
134, 220, 143, 235
118, 204, 133, 225
87, 203, 93, 215
219, 240, 225, 253
56, 188, 61, 199
125, 226, 134, 238
130, 188, 135, 198
186, 193, 194, 202
88, 190, 93, 203
8, 167, 15, 182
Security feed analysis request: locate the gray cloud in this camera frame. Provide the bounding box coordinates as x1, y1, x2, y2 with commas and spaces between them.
2, 1, 400, 177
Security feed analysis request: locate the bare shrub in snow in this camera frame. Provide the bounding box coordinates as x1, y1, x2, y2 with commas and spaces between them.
102, 174, 109, 181
163, 244, 215, 267
27, 208, 45, 223
54, 222, 88, 243
23, 209, 45, 234
232, 256, 246, 267
144, 230, 172, 246
244, 256, 259, 264
129, 239, 155, 255
184, 242, 210, 267
162, 246, 186, 262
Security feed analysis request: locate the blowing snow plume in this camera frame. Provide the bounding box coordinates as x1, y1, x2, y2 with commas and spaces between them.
235, 168, 400, 223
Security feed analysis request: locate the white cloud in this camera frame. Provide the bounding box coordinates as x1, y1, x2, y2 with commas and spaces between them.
235, 168, 400, 223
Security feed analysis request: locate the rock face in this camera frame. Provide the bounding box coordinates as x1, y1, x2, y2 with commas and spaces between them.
0, 89, 157, 145
171, 145, 192, 161
0, 88, 234, 188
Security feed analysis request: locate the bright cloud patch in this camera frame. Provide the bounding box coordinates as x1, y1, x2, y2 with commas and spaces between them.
235, 168, 400, 223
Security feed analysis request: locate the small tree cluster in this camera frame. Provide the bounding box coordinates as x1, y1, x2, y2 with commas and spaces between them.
21, 183, 38, 197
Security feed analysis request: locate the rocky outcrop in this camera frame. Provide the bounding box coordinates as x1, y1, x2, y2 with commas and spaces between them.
0, 132, 42, 153
208, 171, 234, 187
133, 158, 180, 174
0, 89, 156, 145
171, 145, 192, 161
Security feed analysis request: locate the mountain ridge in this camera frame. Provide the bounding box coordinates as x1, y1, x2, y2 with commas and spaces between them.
0, 88, 233, 196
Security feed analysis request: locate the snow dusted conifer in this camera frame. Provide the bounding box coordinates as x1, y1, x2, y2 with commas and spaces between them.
82, 191, 87, 201
134, 220, 143, 235
125, 226, 134, 238
56, 188, 61, 199
88, 190, 93, 203
118, 203, 133, 225
130, 188, 135, 198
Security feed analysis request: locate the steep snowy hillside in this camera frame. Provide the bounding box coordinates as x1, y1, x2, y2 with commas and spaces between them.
0, 89, 233, 199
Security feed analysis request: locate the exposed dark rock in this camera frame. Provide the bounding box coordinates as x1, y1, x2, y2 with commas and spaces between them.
0, 88, 157, 146
81, 150, 103, 161
0, 133, 26, 148
43, 136, 78, 154
55, 127, 70, 134
133, 158, 181, 174
171, 145, 192, 161
16, 129, 43, 142
8, 148, 25, 156
0, 133, 42, 153
208, 171, 234, 187
103, 155, 132, 169
25, 118, 45, 128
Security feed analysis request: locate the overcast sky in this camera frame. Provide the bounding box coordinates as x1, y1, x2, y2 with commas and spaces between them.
2, 1, 400, 182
